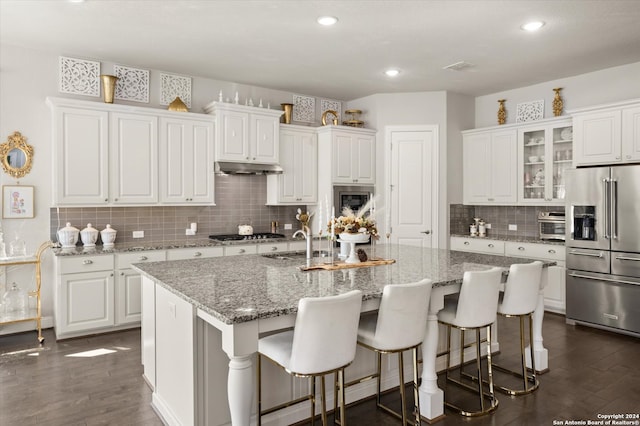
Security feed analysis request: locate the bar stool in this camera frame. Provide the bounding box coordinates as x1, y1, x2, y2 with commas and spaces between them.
493, 261, 543, 395
437, 267, 503, 417
339, 279, 432, 426
257, 290, 363, 426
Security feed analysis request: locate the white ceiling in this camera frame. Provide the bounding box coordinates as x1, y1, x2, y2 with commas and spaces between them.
2, 0, 640, 101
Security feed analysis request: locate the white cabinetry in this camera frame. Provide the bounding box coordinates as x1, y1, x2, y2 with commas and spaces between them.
55, 255, 115, 338
205, 102, 283, 164
450, 236, 566, 313
462, 128, 517, 204
323, 127, 376, 185
116, 251, 167, 325
159, 116, 215, 204
266, 125, 318, 205
48, 97, 216, 206
517, 118, 572, 204
166, 246, 224, 260
571, 99, 640, 166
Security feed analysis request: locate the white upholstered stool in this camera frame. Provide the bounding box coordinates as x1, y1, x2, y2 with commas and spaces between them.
494, 261, 543, 395
437, 267, 503, 417
339, 279, 432, 425
257, 290, 363, 426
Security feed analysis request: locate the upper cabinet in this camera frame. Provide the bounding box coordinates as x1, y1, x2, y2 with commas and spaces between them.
266, 125, 317, 205
571, 99, 640, 166
517, 118, 572, 204
462, 128, 517, 204
159, 116, 215, 204
48, 97, 215, 206
316, 126, 376, 186
204, 102, 283, 164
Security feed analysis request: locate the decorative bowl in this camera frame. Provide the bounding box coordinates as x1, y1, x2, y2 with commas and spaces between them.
528, 156, 539, 163
339, 232, 370, 243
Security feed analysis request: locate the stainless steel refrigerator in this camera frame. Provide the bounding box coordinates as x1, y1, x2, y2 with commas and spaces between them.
565, 165, 640, 336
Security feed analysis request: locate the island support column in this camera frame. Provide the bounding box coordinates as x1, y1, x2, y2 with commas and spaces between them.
526, 290, 549, 373
418, 287, 445, 422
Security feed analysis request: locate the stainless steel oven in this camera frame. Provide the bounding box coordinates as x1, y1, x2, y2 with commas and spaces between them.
538, 211, 565, 241
333, 186, 372, 215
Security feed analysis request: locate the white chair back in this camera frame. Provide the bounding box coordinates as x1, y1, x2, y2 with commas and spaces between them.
499, 261, 543, 316
372, 279, 432, 351
452, 267, 503, 328
289, 290, 363, 375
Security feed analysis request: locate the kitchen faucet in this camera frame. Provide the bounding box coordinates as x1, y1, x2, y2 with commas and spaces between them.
292, 226, 312, 261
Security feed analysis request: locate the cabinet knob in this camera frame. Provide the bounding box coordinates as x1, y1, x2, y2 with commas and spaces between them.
271, 246, 278, 251
110, 273, 114, 277
114, 198, 118, 202
246, 156, 249, 160
616, 156, 621, 160
239, 249, 245, 254
548, 249, 556, 254
194, 252, 202, 257
83, 259, 93, 265
518, 246, 525, 251
488, 198, 494, 201
252, 157, 256, 160
105, 198, 109, 202
627, 155, 632, 159
488, 244, 494, 248
463, 241, 470, 245
120, 272, 125, 276
139, 256, 148, 261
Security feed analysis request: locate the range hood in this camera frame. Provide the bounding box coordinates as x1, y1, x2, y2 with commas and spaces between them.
214, 161, 283, 175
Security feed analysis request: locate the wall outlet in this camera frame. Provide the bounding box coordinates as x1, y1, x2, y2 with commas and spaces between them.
133, 230, 144, 238
185, 229, 196, 236
284, 223, 292, 230
485, 223, 491, 229
508, 224, 517, 231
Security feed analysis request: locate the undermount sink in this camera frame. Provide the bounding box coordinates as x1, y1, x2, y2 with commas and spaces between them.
261, 250, 330, 261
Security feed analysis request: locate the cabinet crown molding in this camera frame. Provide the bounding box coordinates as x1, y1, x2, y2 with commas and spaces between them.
462, 115, 572, 134
203, 101, 284, 118
566, 98, 640, 115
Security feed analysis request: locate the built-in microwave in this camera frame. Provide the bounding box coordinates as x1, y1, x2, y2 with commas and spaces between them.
333, 186, 372, 216
538, 211, 566, 241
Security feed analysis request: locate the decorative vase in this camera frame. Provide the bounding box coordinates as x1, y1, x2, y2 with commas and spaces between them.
100, 75, 119, 104
57, 223, 80, 249
338, 232, 370, 264
497, 99, 507, 125
100, 224, 117, 248
168, 96, 188, 112
281, 103, 293, 124
80, 223, 99, 247
552, 88, 564, 117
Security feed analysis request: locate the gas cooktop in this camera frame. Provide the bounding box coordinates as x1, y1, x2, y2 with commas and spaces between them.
209, 233, 286, 242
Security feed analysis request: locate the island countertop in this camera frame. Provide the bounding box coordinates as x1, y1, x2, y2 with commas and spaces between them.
132, 244, 554, 326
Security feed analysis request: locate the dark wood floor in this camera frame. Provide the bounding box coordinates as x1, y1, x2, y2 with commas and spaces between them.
1, 313, 639, 425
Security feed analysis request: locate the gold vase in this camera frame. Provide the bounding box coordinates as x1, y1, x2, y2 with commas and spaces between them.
100, 75, 119, 104
281, 103, 293, 124
552, 88, 564, 117
497, 99, 507, 125
168, 96, 188, 112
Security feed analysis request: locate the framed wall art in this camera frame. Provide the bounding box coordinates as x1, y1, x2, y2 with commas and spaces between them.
3, 185, 34, 219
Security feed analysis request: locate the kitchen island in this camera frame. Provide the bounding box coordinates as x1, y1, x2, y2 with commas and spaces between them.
133, 244, 554, 426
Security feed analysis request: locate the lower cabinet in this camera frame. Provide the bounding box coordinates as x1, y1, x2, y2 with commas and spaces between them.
450, 236, 566, 313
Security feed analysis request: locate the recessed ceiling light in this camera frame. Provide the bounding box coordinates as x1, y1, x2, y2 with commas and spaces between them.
384, 69, 400, 77
521, 21, 545, 32
68, 0, 86, 3
317, 16, 338, 26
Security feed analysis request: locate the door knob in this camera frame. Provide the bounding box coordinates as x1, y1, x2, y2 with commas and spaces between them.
421, 230, 431, 235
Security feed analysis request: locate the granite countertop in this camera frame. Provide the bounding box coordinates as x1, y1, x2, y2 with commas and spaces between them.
450, 234, 565, 246
52, 236, 305, 256
132, 244, 556, 326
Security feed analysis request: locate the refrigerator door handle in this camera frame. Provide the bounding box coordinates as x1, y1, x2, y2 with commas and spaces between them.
603, 178, 610, 240
611, 179, 618, 240
569, 272, 640, 287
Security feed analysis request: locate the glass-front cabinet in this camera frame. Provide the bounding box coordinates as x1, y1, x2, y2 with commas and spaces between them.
518, 118, 573, 204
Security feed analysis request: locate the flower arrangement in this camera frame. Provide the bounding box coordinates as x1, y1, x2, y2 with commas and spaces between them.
328, 200, 379, 238
296, 208, 314, 230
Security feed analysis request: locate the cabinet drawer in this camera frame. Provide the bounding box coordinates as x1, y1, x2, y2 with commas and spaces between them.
117, 251, 167, 269
450, 237, 505, 255
224, 245, 257, 256
505, 242, 565, 261
167, 247, 224, 260
59, 255, 114, 274
257, 243, 289, 254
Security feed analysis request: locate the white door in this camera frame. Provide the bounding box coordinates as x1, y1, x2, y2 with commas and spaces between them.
389, 129, 436, 248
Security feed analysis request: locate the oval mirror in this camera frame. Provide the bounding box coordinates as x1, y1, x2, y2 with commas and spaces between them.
1, 132, 34, 179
